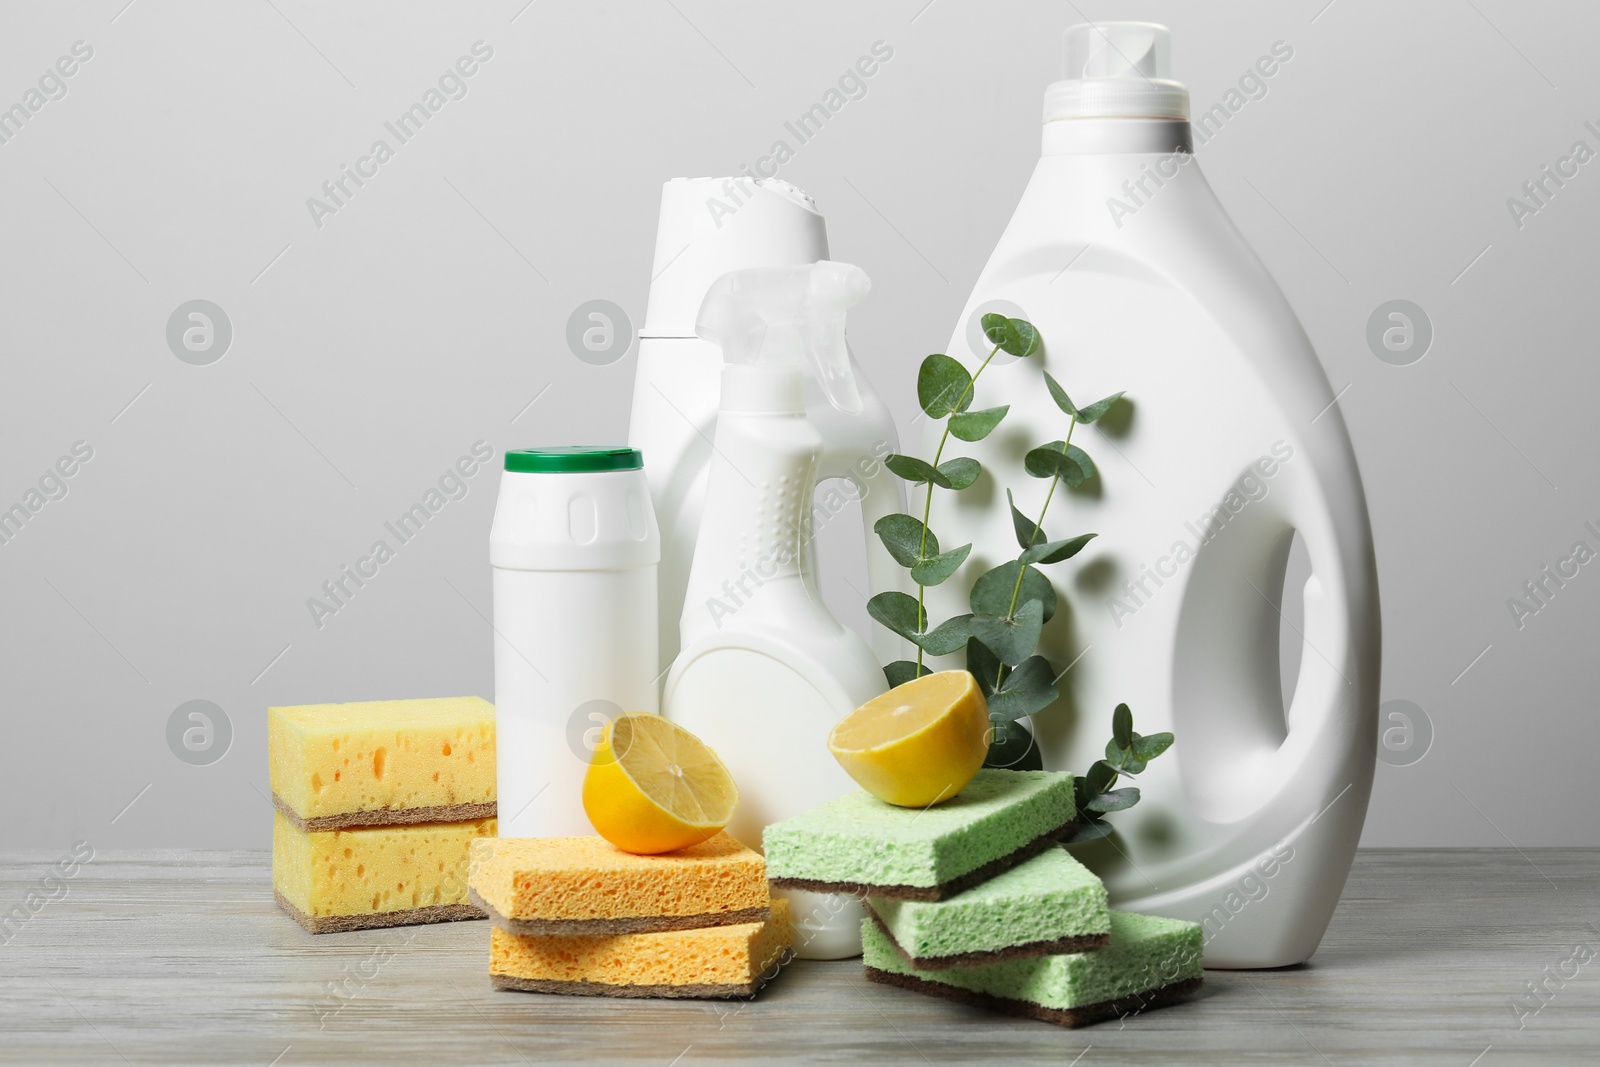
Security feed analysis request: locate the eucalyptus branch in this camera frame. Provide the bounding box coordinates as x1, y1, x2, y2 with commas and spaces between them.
865, 314, 1174, 816
913, 341, 1002, 669
1007, 414, 1077, 622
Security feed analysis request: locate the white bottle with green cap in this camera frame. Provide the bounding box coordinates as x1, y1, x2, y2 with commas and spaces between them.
490, 446, 660, 839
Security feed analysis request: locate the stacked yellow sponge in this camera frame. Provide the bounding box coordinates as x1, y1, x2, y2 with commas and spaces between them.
269, 696, 496, 933
468, 834, 792, 998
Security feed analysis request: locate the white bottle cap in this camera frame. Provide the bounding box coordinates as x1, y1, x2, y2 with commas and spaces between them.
1044, 22, 1189, 122
641, 177, 829, 338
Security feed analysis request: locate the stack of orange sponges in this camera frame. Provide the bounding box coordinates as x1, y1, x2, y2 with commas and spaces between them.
468, 833, 791, 998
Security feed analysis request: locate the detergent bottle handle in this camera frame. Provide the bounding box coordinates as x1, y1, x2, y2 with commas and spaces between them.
1278, 511, 1354, 765
1268, 466, 1378, 811
1171, 450, 1378, 826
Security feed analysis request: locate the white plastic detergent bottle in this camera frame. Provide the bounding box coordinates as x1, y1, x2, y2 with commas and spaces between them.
663, 261, 888, 961
490, 447, 660, 839
924, 23, 1380, 968
628, 178, 905, 679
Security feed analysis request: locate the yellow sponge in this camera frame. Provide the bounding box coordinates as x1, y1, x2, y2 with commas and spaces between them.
273, 810, 495, 933
489, 899, 791, 998
268, 696, 494, 829
468, 833, 769, 934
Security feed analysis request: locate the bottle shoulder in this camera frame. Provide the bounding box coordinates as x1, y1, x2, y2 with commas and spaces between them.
669, 624, 885, 711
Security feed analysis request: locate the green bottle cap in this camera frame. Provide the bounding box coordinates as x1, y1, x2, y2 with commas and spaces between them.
504, 446, 643, 474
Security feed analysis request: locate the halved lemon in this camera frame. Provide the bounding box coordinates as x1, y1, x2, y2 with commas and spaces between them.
828, 670, 991, 808
582, 712, 740, 855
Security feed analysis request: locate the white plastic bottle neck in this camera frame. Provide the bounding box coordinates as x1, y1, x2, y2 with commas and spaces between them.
720, 364, 805, 414
1042, 117, 1193, 157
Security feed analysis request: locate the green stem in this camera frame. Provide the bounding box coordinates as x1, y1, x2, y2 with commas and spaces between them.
914, 344, 1002, 670
1006, 415, 1078, 617
994, 415, 1077, 691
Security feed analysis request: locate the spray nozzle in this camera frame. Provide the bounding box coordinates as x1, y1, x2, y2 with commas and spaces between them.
696, 261, 868, 414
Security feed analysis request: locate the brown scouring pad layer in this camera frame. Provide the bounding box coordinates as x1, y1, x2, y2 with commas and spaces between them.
272, 791, 496, 832
274, 888, 483, 934
468, 887, 770, 936
865, 967, 1203, 1029
490, 974, 771, 999
866, 906, 1108, 970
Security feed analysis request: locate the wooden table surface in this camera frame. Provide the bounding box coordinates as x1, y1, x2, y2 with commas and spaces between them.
2, 848, 1597, 1065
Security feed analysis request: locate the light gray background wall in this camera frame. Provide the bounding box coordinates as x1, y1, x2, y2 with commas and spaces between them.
2, 0, 1595, 851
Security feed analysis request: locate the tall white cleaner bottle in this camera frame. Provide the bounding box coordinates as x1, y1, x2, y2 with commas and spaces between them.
664, 262, 888, 961
628, 178, 905, 677
925, 23, 1380, 968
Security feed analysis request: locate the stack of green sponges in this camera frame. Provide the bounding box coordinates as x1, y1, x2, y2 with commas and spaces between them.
864, 909, 1202, 1028
867, 846, 1111, 968
764, 768, 1202, 1028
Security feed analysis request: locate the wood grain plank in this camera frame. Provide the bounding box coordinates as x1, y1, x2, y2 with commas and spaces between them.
1, 849, 1597, 1064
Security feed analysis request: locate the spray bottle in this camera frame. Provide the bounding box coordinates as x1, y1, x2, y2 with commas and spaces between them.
629, 178, 905, 678
663, 261, 888, 960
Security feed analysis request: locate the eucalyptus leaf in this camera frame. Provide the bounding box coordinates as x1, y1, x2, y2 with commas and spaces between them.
1005, 319, 1041, 357
1019, 532, 1096, 566
1105, 740, 1147, 776
984, 716, 1043, 771
910, 544, 972, 587
866, 591, 924, 641
1043, 371, 1078, 417
884, 453, 951, 488
982, 314, 1040, 358
1065, 444, 1097, 485
979, 313, 1009, 347
1008, 489, 1048, 550
1024, 442, 1096, 487
970, 560, 1058, 623
1064, 818, 1115, 844
917, 354, 973, 419
1076, 391, 1125, 424
965, 636, 1004, 698
986, 655, 1058, 721
1084, 759, 1117, 797
1132, 731, 1175, 762
913, 613, 975, 656
874, 514, 936, 568
1023, 441, 1067, 479
1087, 786, 1140, 813
937, 457, 980, 490
1073, 774, 1093, 812
969, 598, 1044, 666
867, 592, 972, 655
948, 405, 1009, 442
1113, 703, 1133, 748
884, 660, 932, 688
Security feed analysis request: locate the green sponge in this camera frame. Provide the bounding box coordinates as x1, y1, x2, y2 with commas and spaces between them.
763, 769, 1076, 901
864, 910, 1203, 1028
867, 846, 1109, 968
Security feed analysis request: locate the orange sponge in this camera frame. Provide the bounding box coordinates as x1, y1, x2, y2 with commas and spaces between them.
468, 833, 769, 935
489, 899, 791, 998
